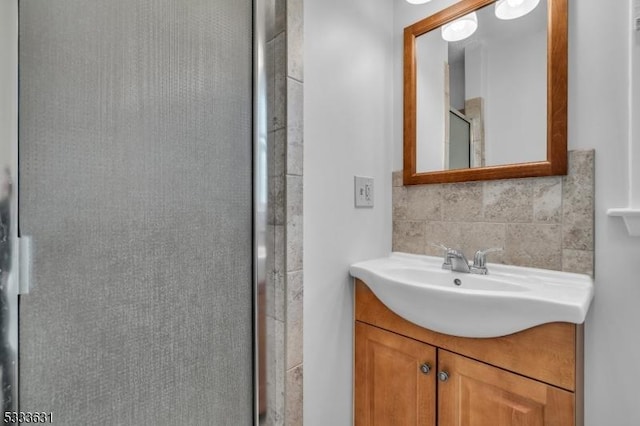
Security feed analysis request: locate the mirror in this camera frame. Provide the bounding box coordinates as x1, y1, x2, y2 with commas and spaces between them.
404, 0, 567, 184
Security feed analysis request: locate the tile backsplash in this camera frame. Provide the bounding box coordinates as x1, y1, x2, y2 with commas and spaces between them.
392, 150, 595, 275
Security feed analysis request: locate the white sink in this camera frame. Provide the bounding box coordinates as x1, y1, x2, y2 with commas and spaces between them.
349, 252, 594, 338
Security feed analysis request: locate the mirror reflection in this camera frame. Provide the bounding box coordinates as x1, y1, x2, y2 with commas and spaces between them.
415, 0, 547, 173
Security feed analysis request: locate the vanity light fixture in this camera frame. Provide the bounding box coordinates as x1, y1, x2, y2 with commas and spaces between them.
441, 12, 478, 42
495, 0, 541, 20
405, 0, 432, 4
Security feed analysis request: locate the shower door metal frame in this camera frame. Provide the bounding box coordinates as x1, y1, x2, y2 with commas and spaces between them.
253, 0, 268, 424
9, 0, 264, 420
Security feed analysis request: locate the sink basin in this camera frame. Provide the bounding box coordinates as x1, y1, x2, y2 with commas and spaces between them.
349, 252, 594, 338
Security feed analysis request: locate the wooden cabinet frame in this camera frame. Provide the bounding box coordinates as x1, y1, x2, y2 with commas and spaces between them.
403, 0, 568, 184
355, 322, 436, 426
354, 279, 584, 425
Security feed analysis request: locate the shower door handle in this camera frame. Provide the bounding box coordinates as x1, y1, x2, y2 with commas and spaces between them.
18, 236, 33, 295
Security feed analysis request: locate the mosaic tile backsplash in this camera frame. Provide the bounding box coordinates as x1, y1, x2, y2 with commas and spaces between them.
393, 150, 595, 276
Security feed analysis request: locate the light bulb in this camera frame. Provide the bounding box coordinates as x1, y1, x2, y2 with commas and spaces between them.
495, 0, 541, 20
452, 21, 466, 32
405, 0, 432, 4
441, 12, 478, 42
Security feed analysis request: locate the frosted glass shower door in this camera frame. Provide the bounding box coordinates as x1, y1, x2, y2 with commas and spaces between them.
18, 1, 254, 424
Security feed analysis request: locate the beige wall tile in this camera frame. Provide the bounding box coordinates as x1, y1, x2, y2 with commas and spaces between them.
285, 365, 303, 426
286, 175, 303, 217
286, 176, 303, 272
392, 151, 595, 273
274, 225, 285, 322
270, 174, 285, 226
287, 0, 303, 82
267, 130, 275, 179
441, 182, 483, 222
392, 170, 403, 187
286, 271, 303, 370
562, 215, 594, 251
405, 184, 442, 221
393, 221, 426, 254
562, 249, 594, 276
273, 128, 286, 178
533, 177, 562, 223
392, 185, 408, 222
504, 223, 563, 270
562, 151, 595, 250
265, 225, 276, 319
567, 150, 595, 183
274, 32, 286, 131
423, 222, 505, 262
266, 317, 285, 426
264, 316, 279, 425
266, 1, 302, 423
287, 79, 303, 176
483, 179, 533, 223
424, 221, 461, 256
457, 222, 506, 262
286, 214, 303, 272
269, 129, 287, 227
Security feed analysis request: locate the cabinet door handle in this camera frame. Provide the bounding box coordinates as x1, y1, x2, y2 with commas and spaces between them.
438, 371, 450, 382
420, 363, 431, 375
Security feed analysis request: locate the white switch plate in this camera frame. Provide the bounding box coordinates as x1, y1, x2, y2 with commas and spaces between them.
354, 176, 374, 208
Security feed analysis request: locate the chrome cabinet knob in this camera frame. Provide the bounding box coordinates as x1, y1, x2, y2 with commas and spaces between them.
438, 371, 450, 382
420, 363, 431, 375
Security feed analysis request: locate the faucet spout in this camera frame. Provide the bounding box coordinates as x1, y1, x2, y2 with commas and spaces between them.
444, 249, 471, 273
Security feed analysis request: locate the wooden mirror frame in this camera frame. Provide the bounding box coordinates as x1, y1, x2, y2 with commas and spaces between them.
403, 0, 567, 185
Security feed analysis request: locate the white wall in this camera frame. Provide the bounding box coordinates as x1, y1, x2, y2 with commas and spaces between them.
483, 28, 547, 165
303, 0, 393, 424
632, 1, 640, 207
570, 1, 640, 424
465, 42, 487, 101
416, 32, 448, 171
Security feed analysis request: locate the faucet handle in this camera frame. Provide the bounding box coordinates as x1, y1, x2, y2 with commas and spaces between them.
429, 242, 450, 252
429, 243, 455, 269
472, 247, 503, 268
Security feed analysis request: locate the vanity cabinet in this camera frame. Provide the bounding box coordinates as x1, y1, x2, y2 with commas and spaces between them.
355, 322, 436, 425
438, 350, 574, 426
354, 279, 583, 426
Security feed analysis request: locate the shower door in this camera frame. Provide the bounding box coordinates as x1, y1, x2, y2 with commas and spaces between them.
18, 1, 255, 424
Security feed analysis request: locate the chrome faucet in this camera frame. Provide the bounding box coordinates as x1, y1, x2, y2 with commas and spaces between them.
431, 243, 502, 275
470, 247, 503, 274
444, 249, 471, 273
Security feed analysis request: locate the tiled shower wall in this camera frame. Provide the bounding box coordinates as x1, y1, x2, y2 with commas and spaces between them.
393, 150, 595, 275
265, 0, 303, 424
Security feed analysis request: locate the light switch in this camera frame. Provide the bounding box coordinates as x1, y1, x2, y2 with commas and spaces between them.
354, 176, 374, 208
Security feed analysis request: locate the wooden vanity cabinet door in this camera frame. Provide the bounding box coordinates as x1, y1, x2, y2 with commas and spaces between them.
438, 350, 575, 426
355, 322, 436, 426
